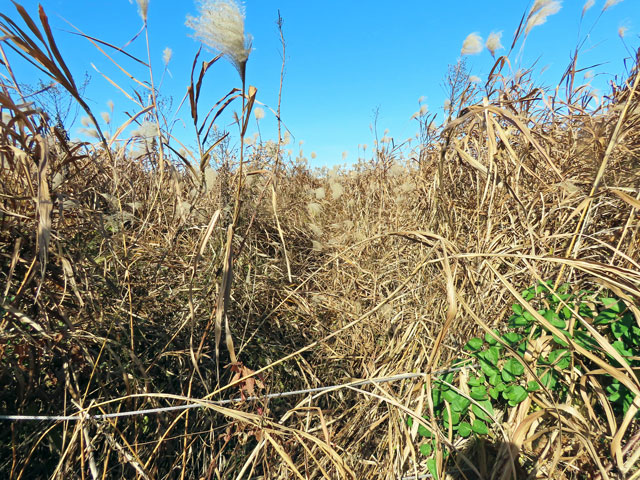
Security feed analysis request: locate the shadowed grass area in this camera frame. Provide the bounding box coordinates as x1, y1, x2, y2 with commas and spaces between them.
0, 2, 639, 479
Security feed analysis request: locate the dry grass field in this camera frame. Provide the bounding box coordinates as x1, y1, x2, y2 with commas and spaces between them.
1, 1, 639, 479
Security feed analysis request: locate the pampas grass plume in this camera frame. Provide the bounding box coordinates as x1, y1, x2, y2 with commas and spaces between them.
603, 0, 624, 11
308, 223, 323, 237
79, 128, 99, 139
162, 47, 172, 66
186, 0, 252, 82
526, 0, 562, 35
133, 121, 157, 139
461, 33, 483, 55
307, 202, 322, 217
582, 0, 595, 16
204, 167, 217, 192
330, 181, 344, 200
390, 163, 404, 176
136, 0, 149, 22
486, 31, 503, 57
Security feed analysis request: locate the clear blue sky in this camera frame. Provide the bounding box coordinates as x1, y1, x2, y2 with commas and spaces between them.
2, 0, 638, 166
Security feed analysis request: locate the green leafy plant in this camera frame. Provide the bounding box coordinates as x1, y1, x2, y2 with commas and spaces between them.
592, 296, 640, 416
409, 281, 640, 470
406, 362, 494, 478
504, 281, 639, 418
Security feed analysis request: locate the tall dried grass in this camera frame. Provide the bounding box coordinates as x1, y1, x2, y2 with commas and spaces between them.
1, 2, 639, 479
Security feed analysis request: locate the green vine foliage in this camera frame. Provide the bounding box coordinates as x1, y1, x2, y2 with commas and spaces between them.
408, 281, 640, 474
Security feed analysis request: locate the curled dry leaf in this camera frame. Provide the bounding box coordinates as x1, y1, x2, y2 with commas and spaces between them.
226, 362, 265, 400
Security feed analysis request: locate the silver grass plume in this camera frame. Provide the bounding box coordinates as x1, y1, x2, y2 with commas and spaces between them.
186, 0, 252, 83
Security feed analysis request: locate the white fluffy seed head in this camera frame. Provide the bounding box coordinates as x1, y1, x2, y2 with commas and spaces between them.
603, 0, 624, 12
526, 0, 562, 35
80, 128, 99, 139
330, 181, 343, 200
308, 223, 323, 237
162, 47, 173, 66
486, 31, 503, 57
307, 202, 322, 217
461, 33, 484, 55
186, 0, 252, 82
582, 0, 595, 16
136, 0, 149, 22
390, 163, 404, 176
133, 121, 157, 139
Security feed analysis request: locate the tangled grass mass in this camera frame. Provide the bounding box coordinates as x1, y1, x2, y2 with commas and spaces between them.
1, 1, 639, 478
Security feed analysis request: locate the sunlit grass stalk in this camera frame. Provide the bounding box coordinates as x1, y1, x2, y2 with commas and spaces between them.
275, 11, 286, 180
142, 10, 167, 181
186, 0, 253, 382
